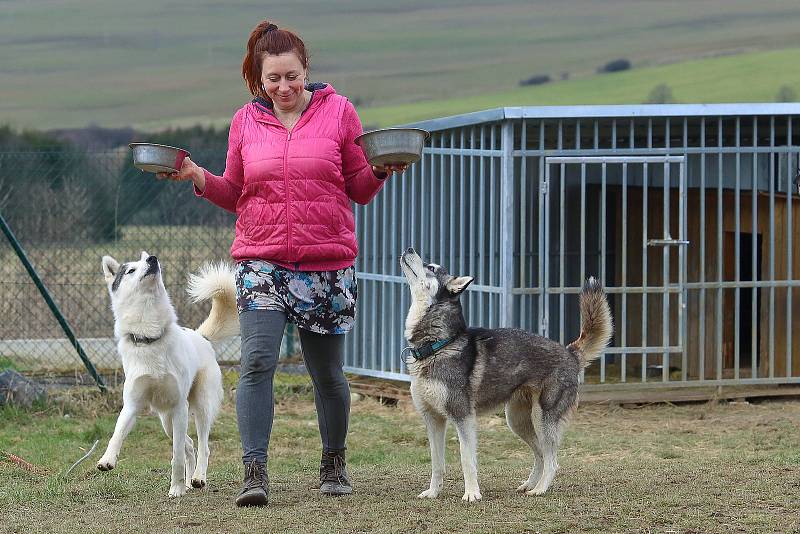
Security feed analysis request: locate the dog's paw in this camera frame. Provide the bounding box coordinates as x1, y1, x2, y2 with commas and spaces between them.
96, 456, 116, 471
168, 485, 187, 498
516, 481, 534, 493
525, 486, 548, 496
417, 488, 440, 499
191, 477, 206, 489
462, 490, 482, 503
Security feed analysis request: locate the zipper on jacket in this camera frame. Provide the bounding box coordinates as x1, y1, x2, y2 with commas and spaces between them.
275, 90, 315, 266
284, 130, 291, 260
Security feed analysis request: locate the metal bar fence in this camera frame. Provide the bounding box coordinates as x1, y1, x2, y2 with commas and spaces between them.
346, 108, 800, 392
3, 105, 800, 395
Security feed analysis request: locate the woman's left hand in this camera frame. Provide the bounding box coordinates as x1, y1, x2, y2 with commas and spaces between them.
373, 162, 409, 177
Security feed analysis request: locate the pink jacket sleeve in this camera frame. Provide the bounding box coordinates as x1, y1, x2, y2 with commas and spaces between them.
195, 107, 246, 213
340, 100, 386, 205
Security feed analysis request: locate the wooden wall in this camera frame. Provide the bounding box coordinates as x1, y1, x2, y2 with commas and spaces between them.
610, 187, 800, 379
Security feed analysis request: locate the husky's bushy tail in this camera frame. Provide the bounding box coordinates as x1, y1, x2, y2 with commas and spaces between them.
567, 277, 613, 368
187, 262, 239, 342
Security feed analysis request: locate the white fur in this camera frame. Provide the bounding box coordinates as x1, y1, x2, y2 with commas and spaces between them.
410, 377, 450, 417
411, 374, 484, 502
454, 415, 481, 502
400, 248, 484, 501
404, 299, 431, 341
399, 251, 436, 340
97, 253, 236, 498
187, 261, 240, 341
506, 394, 546, 494
417, 410, 446, 499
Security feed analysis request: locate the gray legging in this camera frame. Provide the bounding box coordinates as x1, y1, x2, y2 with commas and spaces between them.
237, 309, 351, 464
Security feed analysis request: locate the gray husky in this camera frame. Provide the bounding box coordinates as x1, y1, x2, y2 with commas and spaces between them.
400, 247, 612, 502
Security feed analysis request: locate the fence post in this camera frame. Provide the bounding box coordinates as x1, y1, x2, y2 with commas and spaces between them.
500, 120, 515, 327
0, 211, 107, 392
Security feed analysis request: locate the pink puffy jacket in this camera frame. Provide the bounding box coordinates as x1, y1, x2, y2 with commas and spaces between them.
196, 83, 385, 271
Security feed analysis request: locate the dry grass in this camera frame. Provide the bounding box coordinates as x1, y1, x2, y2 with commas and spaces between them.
1, 374, 799, 533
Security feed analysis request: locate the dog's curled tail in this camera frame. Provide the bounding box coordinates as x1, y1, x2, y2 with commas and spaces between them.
567, 277, 614, 368
187, 262, 240, 343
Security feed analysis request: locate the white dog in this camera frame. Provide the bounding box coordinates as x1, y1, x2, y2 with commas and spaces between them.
97, 252, 238, 497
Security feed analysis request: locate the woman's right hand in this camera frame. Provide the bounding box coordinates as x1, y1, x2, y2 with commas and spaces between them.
156, 156, 205, 191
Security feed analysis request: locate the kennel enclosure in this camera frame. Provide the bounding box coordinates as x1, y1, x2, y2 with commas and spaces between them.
347, 104, 800, 397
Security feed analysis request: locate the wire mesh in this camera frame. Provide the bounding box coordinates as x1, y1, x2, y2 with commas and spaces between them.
0, 145, 298, 384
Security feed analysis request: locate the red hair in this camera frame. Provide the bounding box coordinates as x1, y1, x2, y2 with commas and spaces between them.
242, 20, 310, 99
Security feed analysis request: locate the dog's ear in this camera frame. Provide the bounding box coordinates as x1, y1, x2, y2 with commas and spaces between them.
446, 276, 473, 295
140, 250, 149, 261
102, 256, 119, 282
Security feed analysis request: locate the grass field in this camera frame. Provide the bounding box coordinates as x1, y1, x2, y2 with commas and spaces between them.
3, 0, 800, 130
1, 372, 799, 533
362, 47, 800, 127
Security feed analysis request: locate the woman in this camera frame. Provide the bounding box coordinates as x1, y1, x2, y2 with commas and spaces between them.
158, 20, 406, 507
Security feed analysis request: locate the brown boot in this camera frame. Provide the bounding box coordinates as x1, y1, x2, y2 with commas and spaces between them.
235, 459, 268, 507
319, 449, 353, 496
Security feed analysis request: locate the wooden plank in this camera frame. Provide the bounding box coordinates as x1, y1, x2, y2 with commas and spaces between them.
349, 376, 800, 405
349, 377, 411, 401
580, 385, 800, 404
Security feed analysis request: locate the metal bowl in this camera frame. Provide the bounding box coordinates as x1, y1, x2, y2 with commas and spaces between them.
129, 143, 190, 174
354, 128, 430, 167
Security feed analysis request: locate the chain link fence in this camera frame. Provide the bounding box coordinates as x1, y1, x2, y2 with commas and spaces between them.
0, 143, 298, 386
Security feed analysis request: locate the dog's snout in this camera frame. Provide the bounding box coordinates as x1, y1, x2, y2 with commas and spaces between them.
143, 255, 160, 276
405, 247, 416, 255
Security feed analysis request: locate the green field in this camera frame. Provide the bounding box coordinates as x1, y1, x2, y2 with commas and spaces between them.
1, 377, 799, 533
3, 0, 800, 131
363, 47, 800, 127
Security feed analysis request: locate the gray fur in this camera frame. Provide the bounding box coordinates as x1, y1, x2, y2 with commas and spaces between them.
110, 262, 127, 292
400, 247, 613, 501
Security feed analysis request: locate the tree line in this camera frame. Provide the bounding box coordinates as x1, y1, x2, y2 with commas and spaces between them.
0, 125, 235, 245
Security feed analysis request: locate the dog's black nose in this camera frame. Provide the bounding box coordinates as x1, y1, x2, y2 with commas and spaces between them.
405, 247, 415, 255
143, 255, 160, 276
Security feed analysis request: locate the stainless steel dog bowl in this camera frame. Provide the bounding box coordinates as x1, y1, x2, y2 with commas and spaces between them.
354, 128, 430, 166
129, 143, 190, 174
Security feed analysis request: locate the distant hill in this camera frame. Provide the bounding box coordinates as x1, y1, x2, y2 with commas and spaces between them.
362, 47, 800, 127
2, 0, 800, 131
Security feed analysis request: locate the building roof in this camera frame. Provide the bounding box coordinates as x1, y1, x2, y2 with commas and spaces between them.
404, 103, 800, 132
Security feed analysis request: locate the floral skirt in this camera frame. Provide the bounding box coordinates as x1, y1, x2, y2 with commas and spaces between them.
235, 260, 357, 335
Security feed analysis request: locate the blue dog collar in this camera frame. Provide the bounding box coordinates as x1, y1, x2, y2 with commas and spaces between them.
401, 336, 456, 362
